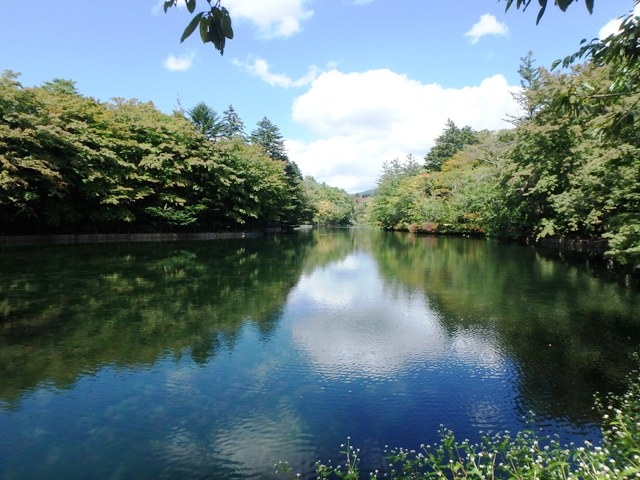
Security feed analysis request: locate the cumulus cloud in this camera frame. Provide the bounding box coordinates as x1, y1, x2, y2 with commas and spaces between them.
163, 51, 196, 71
225, 0, 314, 38
286, 69, 521, 193
465, 13, 509, 44
233, 56, 319, 88
599, 4, 640, 39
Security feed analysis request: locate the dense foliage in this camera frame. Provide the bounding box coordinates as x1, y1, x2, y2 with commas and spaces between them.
304, 176, 355, 225
370, 53, 640, 266
0, 71, 312, 234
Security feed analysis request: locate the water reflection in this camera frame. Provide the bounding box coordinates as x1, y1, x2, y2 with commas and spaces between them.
289, 251, 508, 381
0, 229, 639, 479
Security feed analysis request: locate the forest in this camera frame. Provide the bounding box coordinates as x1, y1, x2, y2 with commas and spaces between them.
0, 70, 355, 235
369, 49, 640, 267
2, 0, 640, 268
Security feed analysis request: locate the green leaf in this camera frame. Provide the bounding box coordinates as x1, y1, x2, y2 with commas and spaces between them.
186, 0, 196, 14
199, 16, 208, 43
535, 3, 547, 25
181, 12, 204, 43
551, 58, 561, 70
585, 0, 594, 14
221, 7, 234, 39
205, 8, 228, 54
163, 0, 175, 13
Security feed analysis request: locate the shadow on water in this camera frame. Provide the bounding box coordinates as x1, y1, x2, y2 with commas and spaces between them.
369, 232, 640, 423
0, 233, 322, 406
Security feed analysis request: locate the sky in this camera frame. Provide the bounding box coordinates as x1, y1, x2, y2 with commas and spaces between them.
1, 0, 637, 193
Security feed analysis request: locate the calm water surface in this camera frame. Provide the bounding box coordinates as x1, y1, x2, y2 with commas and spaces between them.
1, 229, 639, 479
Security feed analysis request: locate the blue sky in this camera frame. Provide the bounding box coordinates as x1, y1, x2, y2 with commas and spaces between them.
0, 0, 635, 192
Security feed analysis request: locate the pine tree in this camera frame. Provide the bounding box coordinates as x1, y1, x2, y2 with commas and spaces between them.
424, 119, 478, 172
220, 104, 246, 140
187, 102, 223, 140
511, 51, 542, 122
250, 116, 288, 162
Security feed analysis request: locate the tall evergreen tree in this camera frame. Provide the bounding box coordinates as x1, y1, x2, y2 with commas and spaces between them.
187, 101, 223, 140
220, 104, 246, 140
250, 116, 288, 162
424, 119, 478, 172
510, 51, 542, 123
249, 116, 312, 226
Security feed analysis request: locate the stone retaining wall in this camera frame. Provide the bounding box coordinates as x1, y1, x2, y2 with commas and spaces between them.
532, 236, 608, 254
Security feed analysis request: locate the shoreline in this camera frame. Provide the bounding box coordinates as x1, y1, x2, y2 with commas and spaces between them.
0, 231, 267, 246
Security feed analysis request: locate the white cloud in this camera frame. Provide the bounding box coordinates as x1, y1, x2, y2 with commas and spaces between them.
233, 56, 319, 88
465, 13, 509, 44
286, 69, 521, 193
599, 5, 640, 39
224, 0, 314, 38
163, 51, 196, 71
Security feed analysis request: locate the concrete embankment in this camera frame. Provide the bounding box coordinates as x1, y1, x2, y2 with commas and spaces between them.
0, 231, 266, 246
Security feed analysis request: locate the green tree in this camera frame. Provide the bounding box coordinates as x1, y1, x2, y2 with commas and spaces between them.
0, 72, 314, 233
220, 104, 246, 140
250, 116, 288, 162
424, 120, 478, 172
41, 78, 79, 96
371, 155, 431, 230
248, 116, 312, 227
510, 51, 542, 122
187, 101, 223, 140
551, 3, 640, 138
304, 176, 355, 225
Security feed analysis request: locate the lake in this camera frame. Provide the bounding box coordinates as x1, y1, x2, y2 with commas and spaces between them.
1, 228, 639, 479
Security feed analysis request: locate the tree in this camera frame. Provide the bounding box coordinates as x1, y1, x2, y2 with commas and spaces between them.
304, 177, 355, 225
41, 78, 79, 96
510, 51, 542, 123
249, 117, 313, 227
550, 3, 640, 137
186, 101, 223, 140
250, 117, 288, 162
0, 73, 301, 233
424, 120, 478, 172
220, 104, 246, 140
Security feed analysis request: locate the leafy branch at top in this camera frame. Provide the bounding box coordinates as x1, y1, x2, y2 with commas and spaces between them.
503, 0, 594, 25
164, 0, 233, 55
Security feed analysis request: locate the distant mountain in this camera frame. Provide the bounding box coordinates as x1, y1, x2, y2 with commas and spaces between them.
355, 188, 376, 198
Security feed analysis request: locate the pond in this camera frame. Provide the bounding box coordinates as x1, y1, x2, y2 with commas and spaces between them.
0, 228, 639, 479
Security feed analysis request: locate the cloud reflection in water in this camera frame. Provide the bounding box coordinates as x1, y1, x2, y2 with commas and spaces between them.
288, 251, 508, 381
